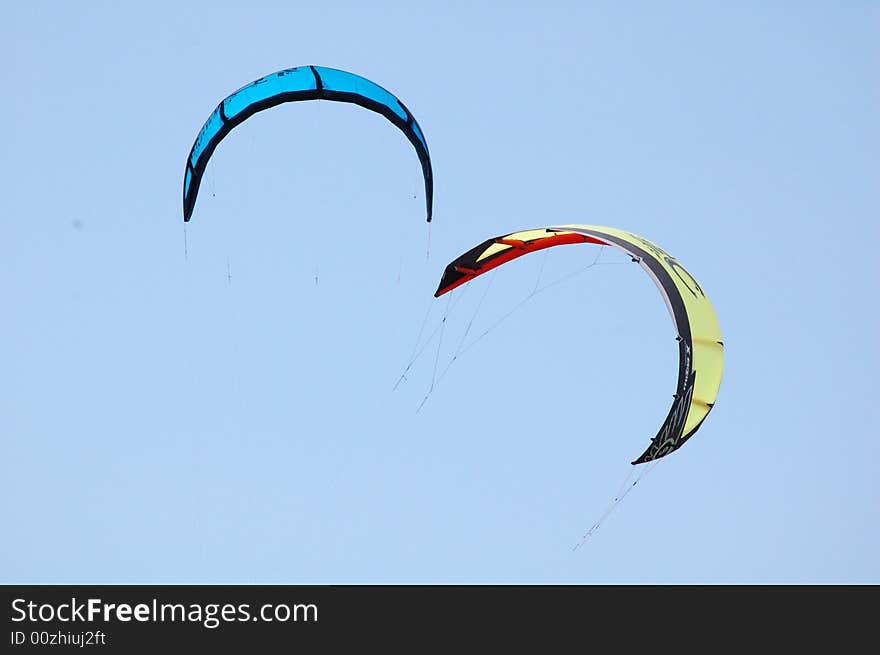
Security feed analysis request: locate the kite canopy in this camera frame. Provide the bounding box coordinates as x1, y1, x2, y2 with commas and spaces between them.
435, 225, 724, 464
183, 65, 433, 223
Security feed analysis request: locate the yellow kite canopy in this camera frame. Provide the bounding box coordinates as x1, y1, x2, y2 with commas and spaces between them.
434, 225, 724, 464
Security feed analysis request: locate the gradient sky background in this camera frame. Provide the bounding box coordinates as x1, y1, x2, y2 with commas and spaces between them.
3, 1, 877, 583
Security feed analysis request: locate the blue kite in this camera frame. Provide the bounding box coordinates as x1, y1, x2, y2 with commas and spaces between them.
183, 66, 433, 223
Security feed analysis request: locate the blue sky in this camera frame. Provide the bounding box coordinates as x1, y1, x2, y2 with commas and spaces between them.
2, 1, 877, 583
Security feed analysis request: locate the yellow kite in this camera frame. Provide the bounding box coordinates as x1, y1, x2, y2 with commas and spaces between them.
435, 225, 724, 464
